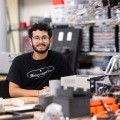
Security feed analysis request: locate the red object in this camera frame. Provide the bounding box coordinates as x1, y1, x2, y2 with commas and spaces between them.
51, 0, 64, 5
19, 22, 27, 29
90, 97, 119, 115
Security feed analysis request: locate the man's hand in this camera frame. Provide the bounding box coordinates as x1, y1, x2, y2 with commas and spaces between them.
39, 86, 49, 96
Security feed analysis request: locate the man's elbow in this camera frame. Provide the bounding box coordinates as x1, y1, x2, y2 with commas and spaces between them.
9, 87, 16, 97
9, 82, 20, 97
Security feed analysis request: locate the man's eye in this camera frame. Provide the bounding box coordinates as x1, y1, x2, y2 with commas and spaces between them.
43, 36, 48, 39
42, 37, 46, 39
35, 37, 39, 40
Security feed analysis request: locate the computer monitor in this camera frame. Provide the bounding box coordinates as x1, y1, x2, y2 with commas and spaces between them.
51, 27, 82, 72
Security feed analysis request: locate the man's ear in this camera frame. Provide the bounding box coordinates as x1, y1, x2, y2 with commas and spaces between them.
28, 38, 32, 46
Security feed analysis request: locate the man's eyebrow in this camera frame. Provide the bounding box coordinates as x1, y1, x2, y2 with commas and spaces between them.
42, 35, 48, 36
33, 35, 39, 37
34, 35, 48, 37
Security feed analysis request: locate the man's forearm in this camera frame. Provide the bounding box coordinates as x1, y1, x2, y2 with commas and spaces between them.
9, 87, 39, 97
9, 86, 49, 97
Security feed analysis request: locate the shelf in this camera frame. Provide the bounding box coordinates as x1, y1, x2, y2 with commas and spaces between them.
7, 28, 28, 33
80, 52, 120, 56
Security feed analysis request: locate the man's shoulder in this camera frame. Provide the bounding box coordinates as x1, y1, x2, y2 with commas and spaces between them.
14, 52, 32, 61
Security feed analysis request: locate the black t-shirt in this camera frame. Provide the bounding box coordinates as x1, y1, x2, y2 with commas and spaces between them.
6, 50, 74, 90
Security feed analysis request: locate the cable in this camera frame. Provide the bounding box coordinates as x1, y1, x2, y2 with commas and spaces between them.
92, 100, 115, 120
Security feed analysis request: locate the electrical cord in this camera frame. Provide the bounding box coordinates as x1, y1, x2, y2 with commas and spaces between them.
115, 109, 120, 120
91, 100, 116, 120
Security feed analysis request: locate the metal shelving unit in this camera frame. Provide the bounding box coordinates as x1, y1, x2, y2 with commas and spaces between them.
80, 52, 120, 56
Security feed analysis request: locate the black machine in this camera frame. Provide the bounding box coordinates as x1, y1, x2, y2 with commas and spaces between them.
51, 27, 82, 72
38, 87, 90, 118
53, 87, 90, 118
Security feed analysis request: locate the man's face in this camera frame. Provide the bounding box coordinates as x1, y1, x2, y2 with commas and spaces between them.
29, 30, 51, 54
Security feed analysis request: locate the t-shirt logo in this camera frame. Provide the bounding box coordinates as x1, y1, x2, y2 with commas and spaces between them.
27, 66, 55, 79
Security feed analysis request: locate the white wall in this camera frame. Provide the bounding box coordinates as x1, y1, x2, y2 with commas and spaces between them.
7, 0, 51, 52
19, 0, 51, 24
7, 0, 19, 52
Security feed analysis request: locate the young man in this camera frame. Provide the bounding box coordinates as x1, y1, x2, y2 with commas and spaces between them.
6, 22, 74, 97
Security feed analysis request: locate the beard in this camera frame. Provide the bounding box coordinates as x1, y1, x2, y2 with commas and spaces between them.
32, 43, 50, 54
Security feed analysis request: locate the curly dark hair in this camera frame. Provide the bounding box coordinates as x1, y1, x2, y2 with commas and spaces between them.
28, 22, 52, 39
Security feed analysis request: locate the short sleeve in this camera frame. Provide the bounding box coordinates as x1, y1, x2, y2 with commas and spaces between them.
6, 57, 22, 86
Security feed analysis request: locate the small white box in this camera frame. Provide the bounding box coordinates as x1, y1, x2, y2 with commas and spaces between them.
61, 75, 95, 91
